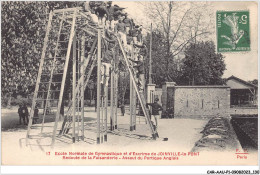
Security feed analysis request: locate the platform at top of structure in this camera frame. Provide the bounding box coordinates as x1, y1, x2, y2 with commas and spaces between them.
49, 7, 114, 38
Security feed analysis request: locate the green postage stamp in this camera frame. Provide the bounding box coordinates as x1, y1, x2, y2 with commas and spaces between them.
217, 11, 250, 52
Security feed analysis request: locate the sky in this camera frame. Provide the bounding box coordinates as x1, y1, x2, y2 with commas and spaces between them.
115, 1, 258, 81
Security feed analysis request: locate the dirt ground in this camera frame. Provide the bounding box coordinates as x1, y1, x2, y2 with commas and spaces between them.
1, 106, 258, 165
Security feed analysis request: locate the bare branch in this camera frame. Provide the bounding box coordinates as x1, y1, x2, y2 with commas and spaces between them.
171, 31, 210, 57
169, 8, 191, 47
154, 3, 167, 35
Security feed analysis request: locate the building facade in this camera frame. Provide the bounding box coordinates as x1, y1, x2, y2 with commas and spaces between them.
226, 76, 258, 107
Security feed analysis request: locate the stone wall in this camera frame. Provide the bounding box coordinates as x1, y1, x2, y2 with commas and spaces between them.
174, 86, 230, 117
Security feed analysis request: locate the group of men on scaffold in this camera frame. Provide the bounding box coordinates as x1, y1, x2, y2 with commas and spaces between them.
81, 1, 146, 92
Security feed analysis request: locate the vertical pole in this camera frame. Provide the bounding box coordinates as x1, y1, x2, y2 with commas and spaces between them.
72, 34, 76, 143
104, 80, 108, 141
97, 26, 101, 144
110, 70, 114, 130
101, 90, 104, 143
81, 35, 85, 140
131, 43, 136, 130
130, 79, 133, 131
77, 39, 80, 142
149, 23, 153, 84
114, 73, 118, 129
133, 85, 136, 130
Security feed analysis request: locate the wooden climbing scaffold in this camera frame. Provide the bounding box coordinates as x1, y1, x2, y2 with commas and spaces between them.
26, 7, 158, 148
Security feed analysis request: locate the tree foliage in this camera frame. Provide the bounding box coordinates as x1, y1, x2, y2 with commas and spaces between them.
181, 41, 226, 85
1, 2, 48, 96
1, 1, 83, 97
248, 79, 258, 86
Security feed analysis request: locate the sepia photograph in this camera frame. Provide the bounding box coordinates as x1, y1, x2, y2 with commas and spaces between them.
1, 0, 258, 170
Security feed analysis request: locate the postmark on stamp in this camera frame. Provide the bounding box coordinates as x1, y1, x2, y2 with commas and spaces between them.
217, 11, 250, 52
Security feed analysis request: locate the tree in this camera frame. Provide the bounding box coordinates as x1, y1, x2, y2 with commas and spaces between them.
1, 2, 47, 96
249, 79, 258, 86
143, 30, 181, 87
141, 2, 212, 82
181, 41, 226, 85
1, 2, 82, 97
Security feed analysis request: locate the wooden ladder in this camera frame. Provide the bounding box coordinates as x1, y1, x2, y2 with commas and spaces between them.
26, 9, 78, 147
116, 36, 158, 140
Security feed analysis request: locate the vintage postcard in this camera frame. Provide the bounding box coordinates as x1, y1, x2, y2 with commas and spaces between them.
1, 1, 258, 170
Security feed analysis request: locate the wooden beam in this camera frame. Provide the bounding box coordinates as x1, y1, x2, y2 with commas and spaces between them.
114, 73, 118, 129
81, 34, 85, 140
104, 77, 108, 141
130, 78, 133, 131
72, 30, 76, 143
53, 7, 81, 13
110, 71, 114, 131
96, 26, 101, 144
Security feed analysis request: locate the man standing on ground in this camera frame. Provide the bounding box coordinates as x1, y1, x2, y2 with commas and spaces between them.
146, 98, 163, 131
18, 104, 23, 125
20, 103, 29, 125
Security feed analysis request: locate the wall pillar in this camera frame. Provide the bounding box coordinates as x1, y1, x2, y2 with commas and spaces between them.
161, 82, 176, 111
147, 84, 156, 103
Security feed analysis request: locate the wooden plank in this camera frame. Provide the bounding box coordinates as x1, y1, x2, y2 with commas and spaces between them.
114, 71, 118, 129
96, 27, 102, 144
130, 77, 133, 131
104, 77, 108, 142
83, 51, 97, 90
81, 34, 85, 140
133, 83, 137, 130
72, 33, 76, 143
53, 7, 81, 13
110, 70, 114, 131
